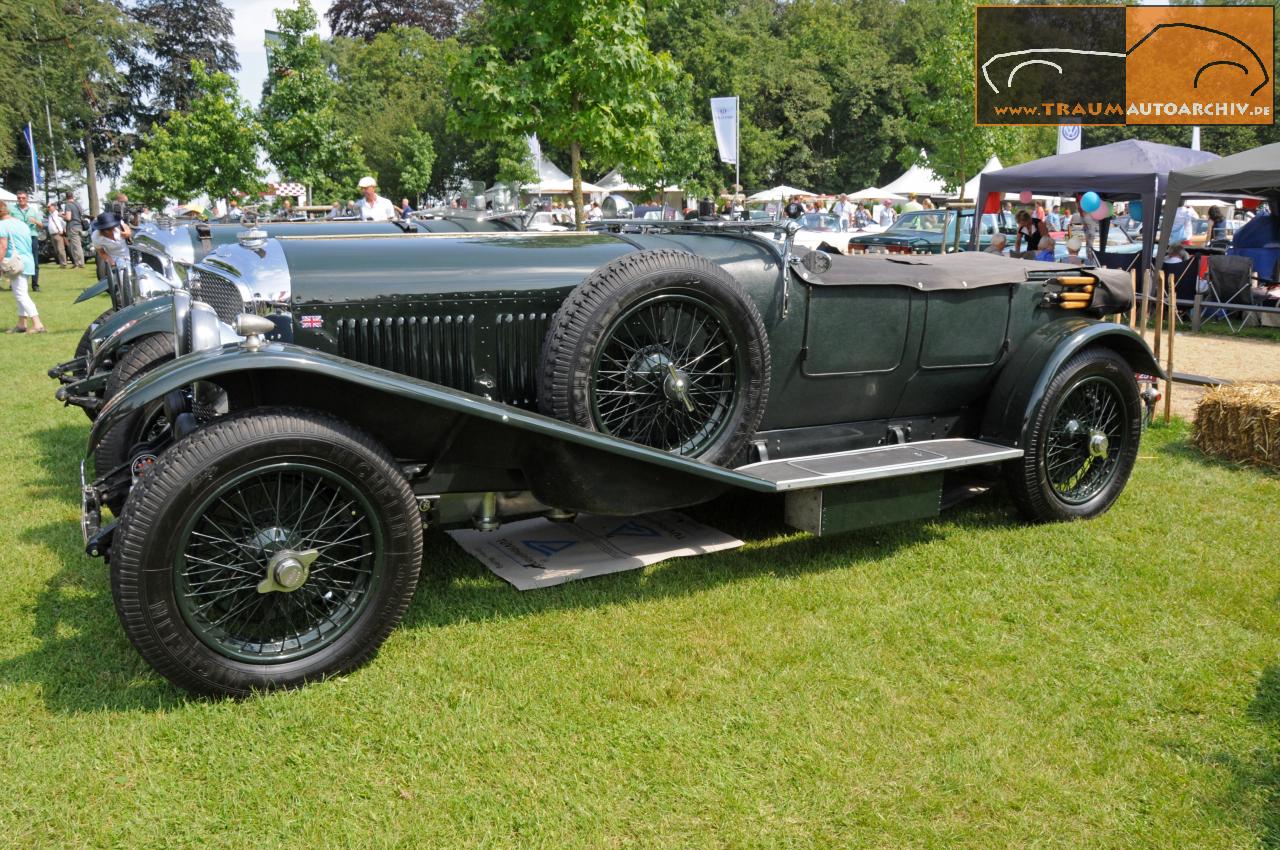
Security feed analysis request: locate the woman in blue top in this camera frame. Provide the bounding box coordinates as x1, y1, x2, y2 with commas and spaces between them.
0, 201, 46, 333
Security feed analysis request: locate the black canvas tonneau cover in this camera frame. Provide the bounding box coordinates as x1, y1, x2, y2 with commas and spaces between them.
814, 250, 1132, 312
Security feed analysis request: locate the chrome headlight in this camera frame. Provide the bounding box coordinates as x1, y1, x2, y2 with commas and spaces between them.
188, 301, 222, 354
134, 264, 176, 299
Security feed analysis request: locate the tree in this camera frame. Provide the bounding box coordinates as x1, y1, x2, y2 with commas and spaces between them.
124, 61, 264, 206
260, 0, 365, 201
453, 0, 675, 228
129, 0, 240, 133
326, 0, 477, 40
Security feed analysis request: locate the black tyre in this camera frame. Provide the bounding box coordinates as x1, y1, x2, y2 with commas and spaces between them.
1006, 348, 1142, 522
538, 250, 770, 466
94, 333, 179, 514
111, 408, 423, 697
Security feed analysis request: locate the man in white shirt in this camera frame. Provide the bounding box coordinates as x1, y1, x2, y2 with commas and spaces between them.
45, 202, 69, 268
91, 211, 132, 273
356, 176, 397, 221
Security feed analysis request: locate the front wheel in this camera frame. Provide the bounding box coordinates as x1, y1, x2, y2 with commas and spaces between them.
1006, 348, 1142, 522
110, 408, 423, 697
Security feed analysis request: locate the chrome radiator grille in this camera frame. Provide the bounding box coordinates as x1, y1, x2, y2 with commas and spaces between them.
335, 315, 475, 390
495, 311, 549, 407
187, 268, 245, 325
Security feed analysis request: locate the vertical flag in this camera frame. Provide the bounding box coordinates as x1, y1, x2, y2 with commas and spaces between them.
22, 123, 40, 188
1056, 124, 1081, 156
709, 97, 739, 165
1190, 126, 1201, 151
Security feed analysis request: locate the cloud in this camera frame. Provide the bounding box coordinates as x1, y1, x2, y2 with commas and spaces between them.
226, 0, 333, 106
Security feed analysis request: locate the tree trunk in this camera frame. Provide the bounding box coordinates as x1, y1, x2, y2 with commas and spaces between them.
84, 132, 100, 216
570, 138, 584, 231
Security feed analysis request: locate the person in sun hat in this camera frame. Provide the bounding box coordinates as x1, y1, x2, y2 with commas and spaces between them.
355, 176, 397, 221
91, 210, 132, 273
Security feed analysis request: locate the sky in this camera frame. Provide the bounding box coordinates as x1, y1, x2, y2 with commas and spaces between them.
226, 0, 333, 107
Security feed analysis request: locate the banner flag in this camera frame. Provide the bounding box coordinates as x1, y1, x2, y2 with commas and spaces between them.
710, 97, 738, 165
1056, 124, 1081, 156
1191, 126, 1201, 151
22, 123, 39, 187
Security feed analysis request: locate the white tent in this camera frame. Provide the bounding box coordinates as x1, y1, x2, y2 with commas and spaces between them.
525, 155, 605, 195
846, 187, 906, 202
960, 155, 1003, 200
880, 150, 948, 197
596, 169, 681, 195
747, 185, 814, 202
0, 186, 16, 202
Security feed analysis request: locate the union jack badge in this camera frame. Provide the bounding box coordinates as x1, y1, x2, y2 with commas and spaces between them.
300, 315, 323, 329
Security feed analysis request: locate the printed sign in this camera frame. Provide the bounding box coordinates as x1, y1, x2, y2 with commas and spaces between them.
710, 96, 739, 165
446, 511, 743, 591
976, 5, 1274, 126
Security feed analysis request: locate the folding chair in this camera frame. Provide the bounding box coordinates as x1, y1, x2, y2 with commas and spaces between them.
1205, 254, 1254, 333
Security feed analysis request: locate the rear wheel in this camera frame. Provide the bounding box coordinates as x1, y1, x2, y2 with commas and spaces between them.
1006, 348, 1141, 521
539, 250, 770, 466
110, 408, 423, 697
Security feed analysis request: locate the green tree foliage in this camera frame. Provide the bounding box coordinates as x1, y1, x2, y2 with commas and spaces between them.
260, 0, 365, 201
453, 0, 675, 226
329, 26, 461, 201
124, 61, 263, 206
129, 0, 239, 133
326, 0, 477, 40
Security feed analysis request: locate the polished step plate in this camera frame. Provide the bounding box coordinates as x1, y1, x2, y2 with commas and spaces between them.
735, 438, 1023, 491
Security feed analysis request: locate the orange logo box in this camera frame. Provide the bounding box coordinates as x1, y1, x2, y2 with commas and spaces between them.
1125, 6, 1272, 125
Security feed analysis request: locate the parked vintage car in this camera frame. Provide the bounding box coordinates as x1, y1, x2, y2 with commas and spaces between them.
849, 207, 1016, 254
76, 220, 1159, 696
50, 214, 525, 420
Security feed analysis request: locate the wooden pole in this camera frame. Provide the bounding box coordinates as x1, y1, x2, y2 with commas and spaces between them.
1152, 268, 1165, 363
1128, 268, 1137, 328
1163, 271, 1175, 424
1137, 269, 1151, 342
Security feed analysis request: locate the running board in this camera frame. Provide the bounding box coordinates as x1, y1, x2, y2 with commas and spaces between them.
735, 439, 1023, 491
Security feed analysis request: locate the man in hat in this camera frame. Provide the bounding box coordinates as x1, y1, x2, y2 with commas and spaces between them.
356, 176, 396, 221
91, 210, 132, 273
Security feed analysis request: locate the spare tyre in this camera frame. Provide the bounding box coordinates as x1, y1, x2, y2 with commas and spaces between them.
538, 249, 770, 467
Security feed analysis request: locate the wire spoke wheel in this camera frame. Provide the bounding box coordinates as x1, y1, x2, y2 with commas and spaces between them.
174, 461, 384, 664
1042, 376, 1126, 505
590, 292, 741, 455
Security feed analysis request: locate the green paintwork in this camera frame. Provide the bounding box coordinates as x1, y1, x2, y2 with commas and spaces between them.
979, 317, 1163, 447
849, 209, 1013, 254
784, 473, 943, 536
75, 278, 110, 303
87, 342, 776, 494
83, 296, 177, 374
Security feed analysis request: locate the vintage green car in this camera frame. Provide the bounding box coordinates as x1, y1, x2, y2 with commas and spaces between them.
51, 214, 524, 419
77, 219, 1157, 696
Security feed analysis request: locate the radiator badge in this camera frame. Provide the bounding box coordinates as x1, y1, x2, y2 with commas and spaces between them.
300, 315, 323, 329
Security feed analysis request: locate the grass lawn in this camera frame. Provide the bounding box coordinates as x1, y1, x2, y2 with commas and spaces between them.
3, 265, 1280, 848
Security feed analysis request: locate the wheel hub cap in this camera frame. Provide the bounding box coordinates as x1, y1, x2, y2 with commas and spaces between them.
1088, 430, 1109, 458
257, 548, 319, 594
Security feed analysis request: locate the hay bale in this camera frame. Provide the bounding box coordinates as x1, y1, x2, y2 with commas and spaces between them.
1192, 382, 1280, 471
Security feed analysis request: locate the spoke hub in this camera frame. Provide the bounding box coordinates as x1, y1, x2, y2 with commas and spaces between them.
1088, 429, 1110, 458
257, 548, 320, 594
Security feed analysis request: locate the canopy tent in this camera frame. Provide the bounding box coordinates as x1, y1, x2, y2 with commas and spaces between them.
524, 155, 604, 195
961, 155, 1002, 201
596, 169, 681, 196
0, 186, 16, 202
880, 151, 948, 197
846, 187, 906, 202
1155, 142, 1280, 277
747, 185, 814, 202
969, 140, 1219, 277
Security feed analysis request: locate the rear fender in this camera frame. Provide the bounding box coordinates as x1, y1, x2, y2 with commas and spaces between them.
89, 343, 774, 514
85, 296, 178, 374
980, 318, 1162, 448
74, 278, 109, 303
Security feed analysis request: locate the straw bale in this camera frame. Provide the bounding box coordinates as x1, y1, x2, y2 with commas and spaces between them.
1192, 382, 1280, 471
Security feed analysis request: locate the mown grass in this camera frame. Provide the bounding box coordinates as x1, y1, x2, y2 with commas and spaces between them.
2, 265, 1279, 848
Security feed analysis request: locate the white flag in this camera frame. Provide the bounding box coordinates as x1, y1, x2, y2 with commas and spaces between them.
710, 97, 738, 165
526, 133, 542, 167
1057, 124, 1081, 155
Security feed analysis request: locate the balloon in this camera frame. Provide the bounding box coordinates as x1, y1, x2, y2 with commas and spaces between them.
1090, 202, 1110, 221
1019, 190, 1033, 204
1128, 200, 1143, 220
1080, 191, 1101, 213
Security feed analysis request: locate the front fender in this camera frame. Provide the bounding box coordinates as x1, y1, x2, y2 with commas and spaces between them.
980, 318, 1162, 448
90, 343, 773, 511
85, 296, 177, 375
74, 278, 110, 303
